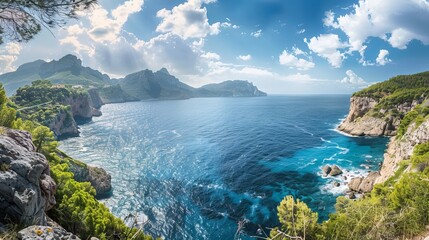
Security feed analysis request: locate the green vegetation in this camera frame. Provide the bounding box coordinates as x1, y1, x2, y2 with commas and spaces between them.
396, 104, 429, 137
0, 83, 153, 239
11, 80, 84, 130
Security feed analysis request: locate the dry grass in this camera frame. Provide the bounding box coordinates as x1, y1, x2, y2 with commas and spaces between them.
0, 223, 19, 240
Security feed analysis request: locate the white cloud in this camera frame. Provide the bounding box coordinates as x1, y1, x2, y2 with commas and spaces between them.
221, 22, 239, 29
279, 49, 314, 70
376, 49, 391, 66
237, 54, 252, 61
156, 0, 220, 39
251, 29, 262, 38
84, 0, 144, 43
305, 34, 346, 68
292, 47, 306, 56
297, 28, 306, 34
340, 70, 366, 84
201, 52, 221, 60
0, 42, 22, 74
326, 0, 429, 53
323, 11, 338, 28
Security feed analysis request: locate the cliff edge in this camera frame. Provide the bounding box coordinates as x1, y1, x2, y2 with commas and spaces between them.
338, 71, 429, 192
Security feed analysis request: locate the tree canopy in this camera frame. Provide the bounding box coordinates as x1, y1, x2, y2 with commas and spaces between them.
0, 0, 97, 44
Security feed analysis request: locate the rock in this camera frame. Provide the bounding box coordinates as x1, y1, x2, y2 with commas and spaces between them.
88, 166, 112, 198
329, 165, 343, 176
343, 176, 348, 180
0, 128, 56, 226
348, 177, 363, 192
333, 182, 340, 187
322, 165, 332, 176
348, 172, 380, 193
48, 110, 80, 138
18, 226, 80, 240
376, 119, 429, 184
67, 158, 112, 198
348, 192, 356, 199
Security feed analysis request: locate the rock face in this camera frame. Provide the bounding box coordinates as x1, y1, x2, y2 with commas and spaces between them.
0, 128, 56, 226
68, 159, 112, 198
337, 97, 397, 136
48, 110, 79, 138
375, 119, 429, 184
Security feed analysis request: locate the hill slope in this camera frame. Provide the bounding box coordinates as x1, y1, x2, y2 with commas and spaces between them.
0, 54, 111, 95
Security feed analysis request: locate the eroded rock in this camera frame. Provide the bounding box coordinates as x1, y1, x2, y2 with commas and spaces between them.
0, 128, 56, 226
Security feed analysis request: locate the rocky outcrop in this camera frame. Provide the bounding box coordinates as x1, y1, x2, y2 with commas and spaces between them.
337, 96, 397, 136
48, 110, 79, 138
348, 172, 380, 193
0, 128, 56, 226
322, 165, 343, 176
18, 226, 80, 240
375, 119, 429, 184
68, 159, 112, 198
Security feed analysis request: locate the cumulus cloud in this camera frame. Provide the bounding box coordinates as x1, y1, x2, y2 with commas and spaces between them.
297, 28, 306, 34
376, 49, 391, 66
340, 70, 366, 84
325, 0, 429, 53
279, 49, 314, 70
237, 54, 252, 61
201, 52, 221, 60
85, 0, 144, 43
156, 0, 221, 39
305, 34, 346, 68
0, 42, 22, 74
251, 29, 262, 38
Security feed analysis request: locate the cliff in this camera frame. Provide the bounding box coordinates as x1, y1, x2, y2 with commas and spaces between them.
0, 127, 56, 226
339, 71, 429, 193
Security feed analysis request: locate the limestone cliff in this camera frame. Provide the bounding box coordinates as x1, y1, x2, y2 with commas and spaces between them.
0, 128, 56, 226
375, 119, 429, 184
48, 109, 79, 138
340, 71, 429, 193
337, 96, 415, 136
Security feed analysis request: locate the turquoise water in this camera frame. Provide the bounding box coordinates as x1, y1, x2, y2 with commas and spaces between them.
59, 95, 388, 239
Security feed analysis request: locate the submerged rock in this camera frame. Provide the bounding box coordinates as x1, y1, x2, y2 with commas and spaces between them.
0, 128, 57, 226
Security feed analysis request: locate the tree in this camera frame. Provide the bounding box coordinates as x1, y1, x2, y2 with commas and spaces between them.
270, 196, 319, 240
0, 0, 97, 44
31, 125, 58, 154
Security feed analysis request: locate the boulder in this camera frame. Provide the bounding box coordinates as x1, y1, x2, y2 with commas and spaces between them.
322, 165, 332, 176
348, 178, 363, 192
333, 182, 341, 187
329, 165, 343, 176
0, 128, 56, 226
348, 192, 356, 199
18, 226, 80, 240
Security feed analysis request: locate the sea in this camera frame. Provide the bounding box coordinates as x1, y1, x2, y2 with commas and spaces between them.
59, 95, 389, 240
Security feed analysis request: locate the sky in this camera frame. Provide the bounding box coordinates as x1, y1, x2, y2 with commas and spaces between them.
1, 0, 429, 94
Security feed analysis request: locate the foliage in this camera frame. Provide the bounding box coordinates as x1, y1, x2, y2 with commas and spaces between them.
397, 104, 429, 137
270, 196, 319, 240
0, 0, 97, 44
0, 84, 153, 239
0, 83, 16, 128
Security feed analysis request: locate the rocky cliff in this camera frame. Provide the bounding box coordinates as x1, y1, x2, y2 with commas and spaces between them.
337, 96, 417, 136
0, 127, 56, 226
375, 119, 429, 184
340, 71, 429, 193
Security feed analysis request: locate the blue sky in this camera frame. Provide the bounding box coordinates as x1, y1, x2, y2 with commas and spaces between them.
1, 0, 429, 94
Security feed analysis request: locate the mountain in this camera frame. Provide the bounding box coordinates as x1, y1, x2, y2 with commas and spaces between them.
0, 54, 111, 95
197, 80, 267, 97
1, 54, 267, 99
119, 68, 195, 100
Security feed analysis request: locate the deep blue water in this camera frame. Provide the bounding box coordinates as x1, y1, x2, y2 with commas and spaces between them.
59, 95, 388, 240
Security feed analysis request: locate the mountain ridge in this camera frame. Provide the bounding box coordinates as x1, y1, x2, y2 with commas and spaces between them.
0, 54, 267, 99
